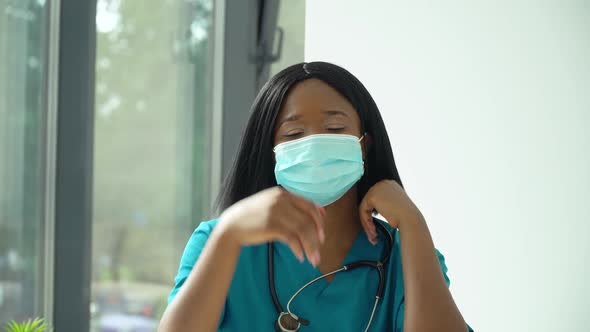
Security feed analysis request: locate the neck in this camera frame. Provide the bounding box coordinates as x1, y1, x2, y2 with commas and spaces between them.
318, 189, 362, 276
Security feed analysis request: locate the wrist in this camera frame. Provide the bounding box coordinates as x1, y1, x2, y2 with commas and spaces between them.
397, 210, 427, 232
378, 201, 423, 228
215, 216, 243, 249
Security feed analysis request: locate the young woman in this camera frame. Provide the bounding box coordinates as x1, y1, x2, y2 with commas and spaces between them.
159, 62, 473, 332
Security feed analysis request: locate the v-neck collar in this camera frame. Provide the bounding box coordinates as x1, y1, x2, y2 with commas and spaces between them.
273, 218, 388, 291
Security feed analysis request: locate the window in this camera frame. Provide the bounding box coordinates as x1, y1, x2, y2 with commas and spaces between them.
0, 0, 305, 329
0, 0, 49, 325
91, 0, 214, 330
270, 0, 305, 76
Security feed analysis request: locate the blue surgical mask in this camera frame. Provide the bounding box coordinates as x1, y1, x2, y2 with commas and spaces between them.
273, 134, 365, 206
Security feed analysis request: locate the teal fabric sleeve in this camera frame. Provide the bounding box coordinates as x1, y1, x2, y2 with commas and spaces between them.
167, 220, 225, 322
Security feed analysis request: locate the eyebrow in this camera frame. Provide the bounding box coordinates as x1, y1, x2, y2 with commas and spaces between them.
278, 114, 301, 127
278, 109, 349, 127
322, 109, 349, 117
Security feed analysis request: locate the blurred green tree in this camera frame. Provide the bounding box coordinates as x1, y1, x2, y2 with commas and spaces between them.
93, 0, 212, 287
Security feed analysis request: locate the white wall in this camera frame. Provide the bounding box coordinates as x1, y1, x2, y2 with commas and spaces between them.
306, 1, 590, 331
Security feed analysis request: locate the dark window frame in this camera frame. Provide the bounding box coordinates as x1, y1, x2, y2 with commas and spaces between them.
49, 0, 280, 330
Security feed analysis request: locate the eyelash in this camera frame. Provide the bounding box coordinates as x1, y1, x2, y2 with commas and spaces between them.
283, 127, 344, 138
283, 132, 302, 138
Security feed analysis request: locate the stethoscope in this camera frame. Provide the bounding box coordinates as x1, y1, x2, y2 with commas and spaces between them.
268, 218, 394, 332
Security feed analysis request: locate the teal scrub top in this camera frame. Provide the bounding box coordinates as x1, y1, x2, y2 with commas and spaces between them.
169, 219, 473, 331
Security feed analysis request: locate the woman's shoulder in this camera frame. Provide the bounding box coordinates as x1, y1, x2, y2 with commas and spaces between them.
180, 218, 221, 255
192, 218, 221, 235
378, 218, 450, 286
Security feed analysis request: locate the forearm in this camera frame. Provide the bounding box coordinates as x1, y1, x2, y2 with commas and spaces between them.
158, 224, 241, 332
397, 213, 467, 332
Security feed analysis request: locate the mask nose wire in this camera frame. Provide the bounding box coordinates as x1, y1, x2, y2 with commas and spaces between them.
273, 133, 366, 152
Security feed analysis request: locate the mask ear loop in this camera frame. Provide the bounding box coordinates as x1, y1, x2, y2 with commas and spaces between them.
359, 132, 368, 166
359, 133, 370, 197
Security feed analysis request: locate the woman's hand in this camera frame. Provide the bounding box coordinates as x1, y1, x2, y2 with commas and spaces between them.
218, 187, 326, 267
359, 180, 423, 243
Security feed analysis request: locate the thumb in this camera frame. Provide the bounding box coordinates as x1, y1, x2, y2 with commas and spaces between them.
359, 196, 377, 244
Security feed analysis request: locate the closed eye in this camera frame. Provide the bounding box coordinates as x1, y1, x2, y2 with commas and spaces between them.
326, 126, 346, 132
282, 130, 304, 138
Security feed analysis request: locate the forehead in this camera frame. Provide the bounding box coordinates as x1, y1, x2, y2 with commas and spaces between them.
277, 79, 359, 120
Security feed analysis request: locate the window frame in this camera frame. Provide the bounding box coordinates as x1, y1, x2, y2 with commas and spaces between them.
47, 0, 281, 330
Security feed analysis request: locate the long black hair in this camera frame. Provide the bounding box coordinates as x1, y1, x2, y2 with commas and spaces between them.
217, 61, 403, 212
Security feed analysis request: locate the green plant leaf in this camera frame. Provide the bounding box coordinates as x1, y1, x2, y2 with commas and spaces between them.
3, 318, 49, 332
5, 320, 20, 332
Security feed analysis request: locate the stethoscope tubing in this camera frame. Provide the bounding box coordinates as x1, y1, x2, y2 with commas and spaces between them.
269, 219, 393, 330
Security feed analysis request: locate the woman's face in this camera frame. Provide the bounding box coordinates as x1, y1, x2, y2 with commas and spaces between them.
273, 79, 362, 146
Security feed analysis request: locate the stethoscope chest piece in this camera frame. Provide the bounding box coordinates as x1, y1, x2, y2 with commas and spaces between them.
276, 312, 301, 332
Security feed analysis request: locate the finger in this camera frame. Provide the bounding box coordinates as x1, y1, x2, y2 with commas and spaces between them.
275, 231, 305, 263
281, 207, 322, 267
287, 193, 325, 244
291, 214, 322, 267
359, 198, 378, 244
288, 193, 325, 242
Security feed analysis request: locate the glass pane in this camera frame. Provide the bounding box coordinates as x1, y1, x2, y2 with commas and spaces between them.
92, 0, 214, 331
0, 0, 48, 325
270, 0, 306, 76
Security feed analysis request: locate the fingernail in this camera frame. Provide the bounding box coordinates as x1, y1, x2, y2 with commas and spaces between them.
319, 229, 326, 243
298, 253, 305, 263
